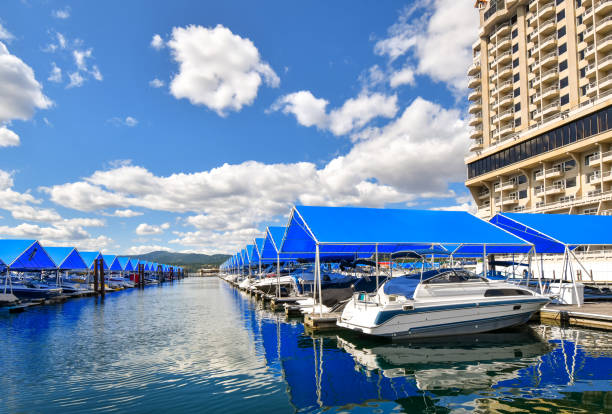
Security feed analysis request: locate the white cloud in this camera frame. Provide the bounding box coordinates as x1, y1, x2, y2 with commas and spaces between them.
67, 71, 84, 88
150, 34, 164, 50
167, 24, 279, 116
0, 41, 52, 123
0, 23, 14, 42
91, 65, 102, 81
0, 126, 19, 147
149, 78, 164, 88
57, 32, 67, 49
136, 222, 170, 235
43, 96, 467, 253
107, 209, 144, 218
375, 0, 478, 92
73, 49, 92, 70
271, 91, 398, 137
108, 116, 138, 127
48, 62, 62, 83
389, 67, 415, 87
52, 8, 71, 19
126, 245, 172, 255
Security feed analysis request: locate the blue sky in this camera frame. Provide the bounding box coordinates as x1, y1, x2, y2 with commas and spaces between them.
0, 0, 479, 254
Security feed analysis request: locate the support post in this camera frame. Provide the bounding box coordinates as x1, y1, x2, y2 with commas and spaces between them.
375, 244, 379, 290
316, 244, 322, 317
276, 254, 281, 298
99, 259, 105, 299
93, 260, 99, 293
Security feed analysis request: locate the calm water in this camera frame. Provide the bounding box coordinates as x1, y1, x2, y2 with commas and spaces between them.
1, 278, 611, 413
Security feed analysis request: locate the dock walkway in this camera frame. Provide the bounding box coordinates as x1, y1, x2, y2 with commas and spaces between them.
538, 302, 612, 330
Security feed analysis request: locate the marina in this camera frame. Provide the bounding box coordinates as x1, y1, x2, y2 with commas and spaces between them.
3, 277, 611, 413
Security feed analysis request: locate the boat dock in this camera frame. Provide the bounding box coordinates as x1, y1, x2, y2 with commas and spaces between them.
229, 276, 612, 333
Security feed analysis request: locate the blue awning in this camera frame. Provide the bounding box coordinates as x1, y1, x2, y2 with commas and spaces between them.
241, 249, 249, 266
118, 257, 133, 271
280, 206, 532, 256
0, 239, 57, 270
103, 255, 123, 271
246, 244, 256, 265
79, 251, 108, 271
261, 226, 285, 259
490, 212, 612, 253
45, 246, 87, 270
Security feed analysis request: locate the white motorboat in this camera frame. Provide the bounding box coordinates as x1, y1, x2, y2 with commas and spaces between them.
337, 268, 550, 339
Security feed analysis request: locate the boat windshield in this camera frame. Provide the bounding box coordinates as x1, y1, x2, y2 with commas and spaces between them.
422, 269, 486, 284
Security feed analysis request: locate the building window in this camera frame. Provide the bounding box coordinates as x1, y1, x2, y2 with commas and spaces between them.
563, 159, 576, 171
580, 67, 586, 78
518, 175, 527, 184
514, 87, 521, 97
519, 189, 528, 199
466, 105, 612, 179
578, 32, 584, 43
560, 77, 568, 88
515, 117, 522, 127
556, 0, 564, 4
559, 60, 568, 71
583, 207, 598, 215
585, 152, 599, 166
558, 43, 567, 55
557, 10, 565, 22
566, 177, 576, 188
576, 0, 581, 6
511, 14, 517, 24
581, 85, 588, 96
512, 28, 518, 39
513, 58, 519, 68
515, 102, 521, 112
512, 43, 519, 53
560, 94, 569, 105
513, 73, 520, 83
558, 26, 566, 38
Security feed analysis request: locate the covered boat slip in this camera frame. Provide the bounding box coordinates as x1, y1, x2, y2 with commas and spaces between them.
490, 213, 612, 307
279, 206, 534, 315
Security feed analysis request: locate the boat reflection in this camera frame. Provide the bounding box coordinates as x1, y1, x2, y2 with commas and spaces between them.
337, 326, 555, 391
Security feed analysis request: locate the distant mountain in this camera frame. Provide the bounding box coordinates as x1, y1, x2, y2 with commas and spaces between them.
128, 251, 230, 272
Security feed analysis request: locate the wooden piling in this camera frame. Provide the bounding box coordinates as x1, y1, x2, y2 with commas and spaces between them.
93, 261, 99, 293
99, 258, 105, 299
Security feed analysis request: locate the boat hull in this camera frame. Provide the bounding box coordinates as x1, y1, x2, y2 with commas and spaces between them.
338, 298, 548, 340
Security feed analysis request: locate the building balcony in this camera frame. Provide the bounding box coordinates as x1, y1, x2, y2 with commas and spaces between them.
469, 138, 484, 152
500, 180, 517, 191
495, 51, 512, 66
497, 36, 512, 51
538, 3, 556, 20
468, 87, 482, 101
584, 25, 596, 42
469, 100, 482, 114
596, 15, 612, 34
535, 184, 565, 196
587, 171, 602, 183
529, 0, 539, 12
496, 22, 511, 38
596, 0, 612, 16
498, 64, 513, 79
469, 113, 483, 126
477, 189, 490, 200
540, 51, 558, 67
470, 127, 483, 139
586, 81, 598, 97
499, 122, 515, 137
535, 166, 563, 181
583, 0, 594, 7
601, 73, 612, 92
467, 60, 481, 76
583, 43, 597, 60
498, 80, 513, 93
497, 93, 514, 108
502, 196, 519, 205
602, 150, 612, 163
598, 34, 612, 53
539, 18, 557, 36
603, 170, 612, 182
468, 75, 481, 88
539, 34, 558, 52
541, 101, 560, 116
540, 67, 559, 85
584, 6, 595, 20
541, 85, 560, 100
599, 55, 612, 71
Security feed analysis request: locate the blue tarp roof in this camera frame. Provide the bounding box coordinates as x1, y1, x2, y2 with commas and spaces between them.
490, 212, 612, 253
261, 226, 285, 259
118, 257, 133, 271
79, 251, 108, 270
45, 247, 87, 270
246, 244, 256, 265
241, 249, 249, 266
0, 239, 57, 270
280, 206, 532, 255
103, 255, 123, 271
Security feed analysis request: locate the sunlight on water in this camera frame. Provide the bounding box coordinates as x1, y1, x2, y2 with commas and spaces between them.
1, 278, 611, 413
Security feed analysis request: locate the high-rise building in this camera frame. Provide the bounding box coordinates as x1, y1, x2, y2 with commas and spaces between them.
465, 0, 612, 218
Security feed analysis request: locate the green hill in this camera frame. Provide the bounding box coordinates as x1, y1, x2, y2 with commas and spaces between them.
128, 251, 230, 272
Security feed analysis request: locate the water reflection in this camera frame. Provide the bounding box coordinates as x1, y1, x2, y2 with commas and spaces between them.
0, 278, 611, 414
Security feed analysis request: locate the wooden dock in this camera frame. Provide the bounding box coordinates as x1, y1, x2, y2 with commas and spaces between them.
304, 312, 341, 331
538, 302, 612, 330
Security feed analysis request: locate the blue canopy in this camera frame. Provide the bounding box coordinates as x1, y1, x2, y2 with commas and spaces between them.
261, 226, 285, 259
280, 206, 532, 256
45, 246, 87, 270
246, 244, 256, 265
103, 255, 123, 271
80, 251, 108, 271
490, 212, 612, 253
0, 239, 57, 270
118, 257, 133, 271
241, 249, 249, 266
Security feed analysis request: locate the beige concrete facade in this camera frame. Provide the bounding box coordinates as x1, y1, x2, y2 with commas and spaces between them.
466, 0, 612, 218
